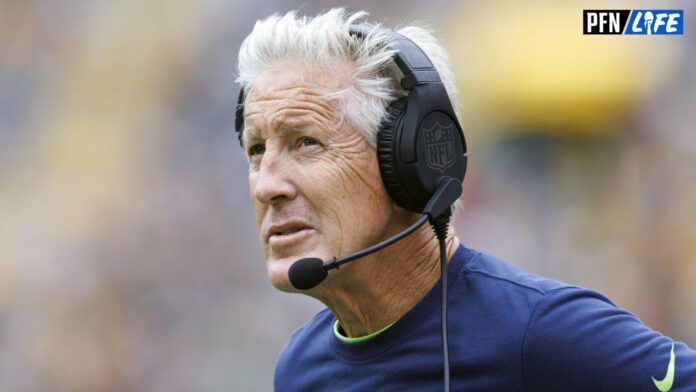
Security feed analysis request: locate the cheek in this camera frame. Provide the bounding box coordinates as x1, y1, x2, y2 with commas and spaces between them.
248, 176, 262, 224
248, 175, 269, 254
307, 151, 394, 250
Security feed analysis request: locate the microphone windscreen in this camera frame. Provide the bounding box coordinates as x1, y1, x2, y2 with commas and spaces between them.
288, 258, 327, 290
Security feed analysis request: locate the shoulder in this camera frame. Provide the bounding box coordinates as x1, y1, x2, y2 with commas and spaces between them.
467, 247, 696, 391
452, 246, 598, 327
455, 247, 696, 391
458, 247, 623, 316
458, 246, 583, 296
456, 246, 626, 345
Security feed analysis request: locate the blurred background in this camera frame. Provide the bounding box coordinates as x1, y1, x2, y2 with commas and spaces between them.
0, 0, 694, 390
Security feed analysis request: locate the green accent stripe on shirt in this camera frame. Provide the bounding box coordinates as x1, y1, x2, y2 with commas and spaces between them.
333, 319, 395, 344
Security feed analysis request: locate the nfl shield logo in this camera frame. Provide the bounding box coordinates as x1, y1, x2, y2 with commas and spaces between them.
424, 122, 455, 172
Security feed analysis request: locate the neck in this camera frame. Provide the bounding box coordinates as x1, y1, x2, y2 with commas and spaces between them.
309, 216, 460, 338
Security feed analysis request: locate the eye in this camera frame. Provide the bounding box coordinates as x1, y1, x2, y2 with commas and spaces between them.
298, 137, 319, 148
248, 143, 265, 156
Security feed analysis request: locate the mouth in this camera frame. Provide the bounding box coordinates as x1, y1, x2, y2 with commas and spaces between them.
266, 222, 316, 247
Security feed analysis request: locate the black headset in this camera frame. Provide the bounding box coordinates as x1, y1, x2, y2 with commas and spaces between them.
235, 25, 467, 215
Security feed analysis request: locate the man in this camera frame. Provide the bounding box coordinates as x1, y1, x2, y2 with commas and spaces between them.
235, 8, 696, 391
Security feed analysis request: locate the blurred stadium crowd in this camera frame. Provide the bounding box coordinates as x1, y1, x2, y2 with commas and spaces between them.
0, 0, 694, 390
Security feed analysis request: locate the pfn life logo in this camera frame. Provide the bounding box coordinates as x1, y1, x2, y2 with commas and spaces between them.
584, 10, 684, 35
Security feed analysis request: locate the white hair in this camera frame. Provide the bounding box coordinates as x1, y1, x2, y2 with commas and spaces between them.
236, 8, 462, 149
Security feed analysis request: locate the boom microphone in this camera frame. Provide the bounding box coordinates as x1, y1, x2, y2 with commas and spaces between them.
288, 258, 327, 290
288, 176, 462, 290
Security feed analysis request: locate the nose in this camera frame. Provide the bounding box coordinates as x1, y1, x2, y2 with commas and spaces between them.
252, 152, 298, 205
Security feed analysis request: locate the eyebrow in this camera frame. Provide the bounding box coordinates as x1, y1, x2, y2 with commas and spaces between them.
242, 126, 261, 141
243, 117, 319, 142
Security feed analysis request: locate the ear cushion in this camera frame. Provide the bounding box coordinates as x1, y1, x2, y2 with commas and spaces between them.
377, 99, 421, 212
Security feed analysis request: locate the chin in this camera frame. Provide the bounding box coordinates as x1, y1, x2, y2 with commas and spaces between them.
264, 245, 331, 293
266, 257, 297, 292
265, 253, 319, 293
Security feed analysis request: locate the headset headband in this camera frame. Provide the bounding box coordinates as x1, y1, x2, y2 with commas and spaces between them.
347, 25, 442, 90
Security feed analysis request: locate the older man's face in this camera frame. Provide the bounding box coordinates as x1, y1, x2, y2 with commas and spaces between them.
244, 61, 396, 292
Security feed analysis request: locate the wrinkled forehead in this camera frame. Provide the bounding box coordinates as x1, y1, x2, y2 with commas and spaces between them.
243, 60, 354, 138
249, 60, 353, 99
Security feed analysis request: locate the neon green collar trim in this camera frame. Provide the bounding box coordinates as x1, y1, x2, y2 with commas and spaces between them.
333, 319, 395, 344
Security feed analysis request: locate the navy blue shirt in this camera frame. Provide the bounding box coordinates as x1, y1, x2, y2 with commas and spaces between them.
275, 245, 696, 391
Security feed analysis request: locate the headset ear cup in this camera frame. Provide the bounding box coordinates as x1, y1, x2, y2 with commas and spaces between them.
377, 99, 421, 212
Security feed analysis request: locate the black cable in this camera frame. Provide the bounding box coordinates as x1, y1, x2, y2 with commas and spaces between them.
430, 211, 451, 392
439, 234, 450, 392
